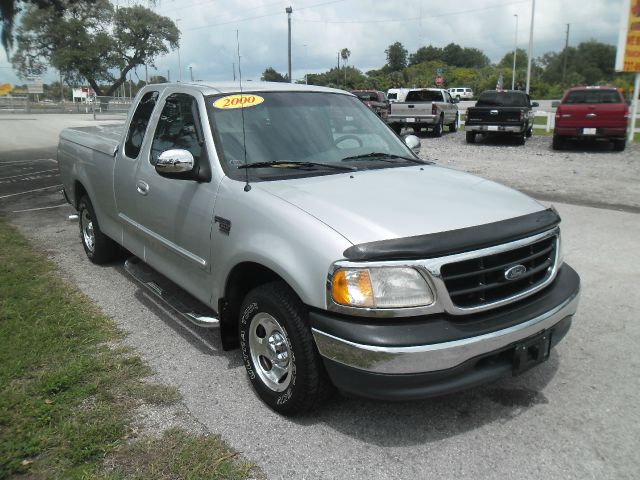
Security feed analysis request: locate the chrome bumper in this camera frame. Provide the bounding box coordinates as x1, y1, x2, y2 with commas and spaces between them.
312, 288, 579, 375
468, 124, 523, 133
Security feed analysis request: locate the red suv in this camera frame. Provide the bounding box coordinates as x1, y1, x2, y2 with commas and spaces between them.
553, 86, 629, 151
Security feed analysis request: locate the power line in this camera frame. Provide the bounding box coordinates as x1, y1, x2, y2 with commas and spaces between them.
296, 0, 528, 24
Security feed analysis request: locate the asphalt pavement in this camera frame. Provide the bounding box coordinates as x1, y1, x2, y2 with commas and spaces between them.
1, 113, 638, 480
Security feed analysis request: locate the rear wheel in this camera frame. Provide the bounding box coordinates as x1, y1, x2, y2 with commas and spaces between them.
433, 116, 444, 137
390, 123, 402, 135
466, 131, 476, 144
239, 282, 332, 415
552, 134, 564, 150
78, 195, 121, 264
515, 130, 526, 146
448, 114, 458, 132
613, 139, 626, 151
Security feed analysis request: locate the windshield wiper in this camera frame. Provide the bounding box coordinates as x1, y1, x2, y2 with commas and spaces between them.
340, 152, 425, 164
237, 160, 356, 171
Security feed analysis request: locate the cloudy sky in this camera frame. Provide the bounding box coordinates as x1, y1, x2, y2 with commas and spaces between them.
0, 0, 627, 86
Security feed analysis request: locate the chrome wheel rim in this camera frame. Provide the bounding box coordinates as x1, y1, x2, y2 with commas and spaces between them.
249, 312, 292, 392
81, 209, 95, 253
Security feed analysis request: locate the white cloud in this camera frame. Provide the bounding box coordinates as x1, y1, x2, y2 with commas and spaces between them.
0, 0, 625, 86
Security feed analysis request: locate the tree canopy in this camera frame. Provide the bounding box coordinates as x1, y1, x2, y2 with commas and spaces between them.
385, 42, 408, 71
260, 67, 288, 82
11, 0, 177, 96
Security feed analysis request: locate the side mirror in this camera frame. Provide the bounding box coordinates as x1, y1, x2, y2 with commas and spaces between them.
403, 134, 421, 154
551, 100, 560, 108
155, 149, 195, 174
531, 101, 540, 107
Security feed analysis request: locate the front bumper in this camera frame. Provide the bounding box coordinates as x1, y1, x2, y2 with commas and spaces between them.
310, 264, 580, 400
466, 124, 524, 133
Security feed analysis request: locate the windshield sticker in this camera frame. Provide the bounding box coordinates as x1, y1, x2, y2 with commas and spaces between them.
213, 94, 264, 109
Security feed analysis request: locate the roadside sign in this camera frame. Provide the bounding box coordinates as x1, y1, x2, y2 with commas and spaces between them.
27, 82, 44, 94
436, 67, 444, 75
615, 0, 640, 72
435, 75, 444, 86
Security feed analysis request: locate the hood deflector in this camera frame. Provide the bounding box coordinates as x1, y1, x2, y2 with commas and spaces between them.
343, 208, 560, 261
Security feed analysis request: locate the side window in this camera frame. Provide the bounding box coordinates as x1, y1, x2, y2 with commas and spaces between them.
150, 93, 202, 165
125, 91, 159, 159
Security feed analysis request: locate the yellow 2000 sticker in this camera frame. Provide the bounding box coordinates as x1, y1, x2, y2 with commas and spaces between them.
213, 94, 264, 109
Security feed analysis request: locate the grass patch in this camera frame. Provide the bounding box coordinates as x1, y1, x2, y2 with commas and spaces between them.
0, 218, 257, 479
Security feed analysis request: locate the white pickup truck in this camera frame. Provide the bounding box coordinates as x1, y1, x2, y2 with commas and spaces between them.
57, 82, 580, 416
387, 88, 459, 136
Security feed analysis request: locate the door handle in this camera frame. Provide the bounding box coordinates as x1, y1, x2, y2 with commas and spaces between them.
136, 180, 149, 196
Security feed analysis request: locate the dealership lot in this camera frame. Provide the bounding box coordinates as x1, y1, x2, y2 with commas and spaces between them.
1, 115, 639, 479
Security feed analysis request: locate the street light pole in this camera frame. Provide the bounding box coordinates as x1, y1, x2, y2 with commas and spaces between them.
189, 66, 194, 82
286, 7, 293, 83
525, 0, 535, 94
512, 14, 518, 90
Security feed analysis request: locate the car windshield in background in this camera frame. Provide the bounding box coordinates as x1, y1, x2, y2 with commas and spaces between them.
405, 90, 442, 102
207, 91, 418, 181
354, 92, 378, 101
564, 90, 622, 104
476, 91, 528, 107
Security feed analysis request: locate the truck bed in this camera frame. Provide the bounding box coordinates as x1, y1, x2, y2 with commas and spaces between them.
59, 124, 124, 157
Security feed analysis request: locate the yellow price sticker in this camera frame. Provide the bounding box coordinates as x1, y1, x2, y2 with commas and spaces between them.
213, 94, 264, 109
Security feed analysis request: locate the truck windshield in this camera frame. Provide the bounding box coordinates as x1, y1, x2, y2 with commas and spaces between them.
207, 91, 418, 180
476, 91, 528, 107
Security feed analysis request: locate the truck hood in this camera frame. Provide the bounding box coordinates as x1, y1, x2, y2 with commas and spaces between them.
257, 165, 545, 246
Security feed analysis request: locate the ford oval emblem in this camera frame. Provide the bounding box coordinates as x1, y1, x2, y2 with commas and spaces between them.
504, 264, 527, 281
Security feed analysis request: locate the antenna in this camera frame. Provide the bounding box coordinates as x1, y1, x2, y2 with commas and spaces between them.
237, 29, 251, 192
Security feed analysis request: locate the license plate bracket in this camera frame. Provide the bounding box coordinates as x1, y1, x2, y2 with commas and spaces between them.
513, 331, 552, 375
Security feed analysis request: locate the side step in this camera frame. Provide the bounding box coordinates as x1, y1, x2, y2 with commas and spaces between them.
124, 257, 220, 328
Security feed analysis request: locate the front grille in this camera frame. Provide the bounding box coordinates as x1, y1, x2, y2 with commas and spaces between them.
440, 235, 557, 309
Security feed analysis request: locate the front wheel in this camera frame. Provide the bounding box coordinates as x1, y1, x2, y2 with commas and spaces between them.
239, 282, 332, 415
78, 195, 121, 264
613, 139, 626, 151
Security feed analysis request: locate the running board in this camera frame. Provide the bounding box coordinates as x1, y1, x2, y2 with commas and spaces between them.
124, 257, 220, 328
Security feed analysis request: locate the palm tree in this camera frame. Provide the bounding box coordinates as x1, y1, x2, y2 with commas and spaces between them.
340, 48, 350, 88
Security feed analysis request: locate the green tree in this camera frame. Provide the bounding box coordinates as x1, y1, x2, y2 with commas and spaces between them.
11, 0, 177, 96
385, 41, 408, 71
539, 40, 615, 85
260, 66, 288, 82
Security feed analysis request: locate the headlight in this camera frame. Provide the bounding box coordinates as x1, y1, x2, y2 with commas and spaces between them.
331, 267, 434, 309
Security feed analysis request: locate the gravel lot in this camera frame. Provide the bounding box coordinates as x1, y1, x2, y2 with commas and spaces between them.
1, 116, 639, 480
418, 131, 640, 213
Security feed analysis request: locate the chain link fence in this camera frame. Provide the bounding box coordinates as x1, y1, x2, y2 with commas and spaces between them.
91, 96, 133, 119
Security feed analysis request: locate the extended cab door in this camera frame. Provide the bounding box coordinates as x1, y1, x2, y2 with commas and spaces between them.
114, 89, 219, 304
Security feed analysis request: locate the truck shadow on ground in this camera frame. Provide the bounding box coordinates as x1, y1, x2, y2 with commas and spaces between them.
294, 354, 559, 447
550, 140, 622, 154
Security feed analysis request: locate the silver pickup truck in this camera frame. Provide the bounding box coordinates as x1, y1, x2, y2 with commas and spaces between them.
387, 88, 459, 136
58, 82, 580, 416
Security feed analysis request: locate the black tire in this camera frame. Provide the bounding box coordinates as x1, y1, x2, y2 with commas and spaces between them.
448, 114, 458, 132
390, 123, 402, 135
526, 126, 533, 138
613, 139, 626, 151
78, 195, 121, 264
433, 116, 444, 137
466, 131, 476, 144
456, 95, 461, 101
515, 130, 526, 146
552, 134, 564, 150
239, 282, 332, 416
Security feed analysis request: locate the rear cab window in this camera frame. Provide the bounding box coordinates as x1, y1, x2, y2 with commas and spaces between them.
563, 89, 623, 104
405, 90, 443, 102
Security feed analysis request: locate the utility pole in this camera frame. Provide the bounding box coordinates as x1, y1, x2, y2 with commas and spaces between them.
286, 6, 293, 83
59, 70, 64, 102
145, 64, 148, 84
562, 23, 570, 85
189, 66, 194, 82
232, 62, 236, 81
525, 0, 535, 94
512, 14, 518, 90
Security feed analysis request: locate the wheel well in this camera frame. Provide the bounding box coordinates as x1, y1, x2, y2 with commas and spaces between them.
218, 262, 287, 350
73, 181, 88, 209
